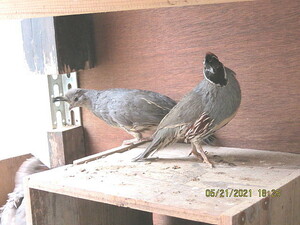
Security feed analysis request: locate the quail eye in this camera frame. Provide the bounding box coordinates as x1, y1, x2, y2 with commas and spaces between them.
74, 97, 79, 102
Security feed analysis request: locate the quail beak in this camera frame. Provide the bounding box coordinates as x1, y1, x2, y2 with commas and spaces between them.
53, 96, 68, 103
52, 96, 75, 110
52, 96, 78, 110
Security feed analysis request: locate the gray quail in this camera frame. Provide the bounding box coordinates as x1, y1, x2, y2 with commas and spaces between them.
53, 88, 177, 145
54, 88, 217, 146
133, 52, 241, 167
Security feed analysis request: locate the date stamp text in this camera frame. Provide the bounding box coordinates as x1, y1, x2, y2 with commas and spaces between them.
205, 189, 281, 198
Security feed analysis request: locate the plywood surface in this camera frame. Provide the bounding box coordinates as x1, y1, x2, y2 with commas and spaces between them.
0, 0, 253, 20
27, 144, 300, 224
26, 189, 153, 225
79, 0, 300, 155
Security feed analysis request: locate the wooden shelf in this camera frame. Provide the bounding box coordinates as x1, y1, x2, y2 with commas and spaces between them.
0, 0, 254, 20
25, 143, 300, 225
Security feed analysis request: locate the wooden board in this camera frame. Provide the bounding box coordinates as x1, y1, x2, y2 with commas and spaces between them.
79, 0, 300, 155
0, 0, 254, 20
154, 214, 211, 225
73, 140, 148, 165
21, 15, 95, 75
24, 189, 153, 225
48, 125, 86, 168
26, 144, 300, 224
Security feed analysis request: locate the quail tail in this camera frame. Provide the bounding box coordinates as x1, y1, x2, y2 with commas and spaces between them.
132, 129, 176, 162
132, 138, 161, 162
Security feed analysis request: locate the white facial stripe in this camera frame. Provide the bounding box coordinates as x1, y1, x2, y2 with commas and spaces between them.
207, 67, 214, 73
223, 66, 227, 79
211, 55, 218, 60
203, 65, 227, 87
203, 68, 214, 85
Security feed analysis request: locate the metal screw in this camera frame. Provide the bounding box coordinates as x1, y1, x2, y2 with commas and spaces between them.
238, 212, 246, 225
262, 197, 269, 210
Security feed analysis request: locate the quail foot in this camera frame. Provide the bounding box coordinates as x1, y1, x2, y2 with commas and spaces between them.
133, 52, 241, 167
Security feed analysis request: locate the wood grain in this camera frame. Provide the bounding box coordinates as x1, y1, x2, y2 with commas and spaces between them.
21, 15, 95, 75
219, 171, 300, 225
79, 0, 300, 155
154, 214, 211, 225
26, 189, 153, 225
54, 15, 95, 74
0, 0, 253, 20
26, 144, 300, 224
48, 126, 85, 168
73, 140, 148, 165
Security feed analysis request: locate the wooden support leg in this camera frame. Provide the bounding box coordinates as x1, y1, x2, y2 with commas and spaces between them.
26, 189, 153, 225
47, 125, 85, 168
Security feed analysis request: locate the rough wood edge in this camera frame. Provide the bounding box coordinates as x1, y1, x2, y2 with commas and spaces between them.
26, 148, 300, 225
26, 177, 219, 224
73, 140, 149, 165
48, 125, 86, 167
24, 177, 34, 225
0, 0, 254, 20
219, 170, 300, 225
47, 125, 82, 133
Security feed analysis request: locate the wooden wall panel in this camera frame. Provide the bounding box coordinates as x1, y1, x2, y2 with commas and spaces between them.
78, 0, 300, 155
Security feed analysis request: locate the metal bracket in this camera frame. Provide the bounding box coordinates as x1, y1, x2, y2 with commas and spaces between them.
47, 72, 81, 129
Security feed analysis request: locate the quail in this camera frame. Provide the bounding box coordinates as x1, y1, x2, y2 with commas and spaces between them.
53, 88, 177, 145
0, 157, 48, 225
133, 52, 241, 167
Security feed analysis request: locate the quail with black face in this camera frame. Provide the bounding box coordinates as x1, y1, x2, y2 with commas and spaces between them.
133, 52, 241, 167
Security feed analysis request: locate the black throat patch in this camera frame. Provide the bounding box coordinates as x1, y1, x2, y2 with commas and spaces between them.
204, 65, 227, 87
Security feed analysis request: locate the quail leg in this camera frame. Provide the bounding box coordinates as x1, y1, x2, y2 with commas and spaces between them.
193, 141, 214, 168
188, 143, 203, 160
122, 131, 151, 145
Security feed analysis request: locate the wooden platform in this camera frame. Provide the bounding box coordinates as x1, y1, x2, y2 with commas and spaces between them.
25, 143, 300, 225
